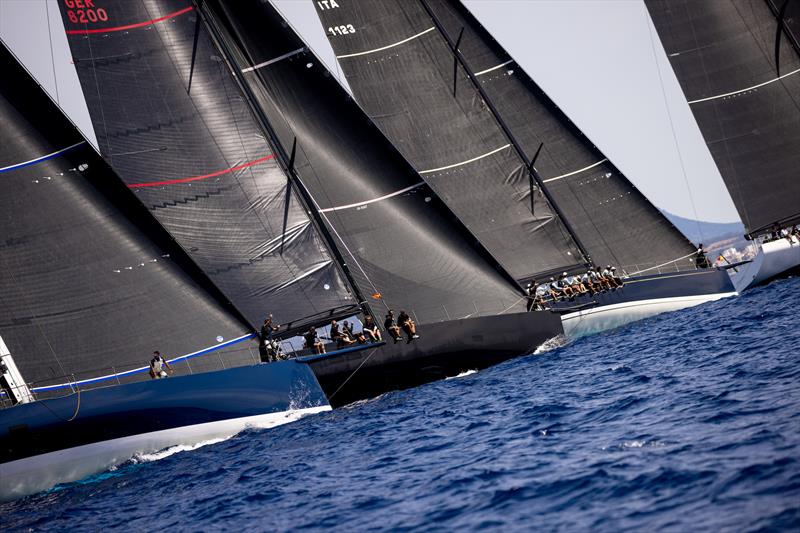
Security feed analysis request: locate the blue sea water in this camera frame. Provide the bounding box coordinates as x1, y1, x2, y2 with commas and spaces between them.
3, 277, 799, 531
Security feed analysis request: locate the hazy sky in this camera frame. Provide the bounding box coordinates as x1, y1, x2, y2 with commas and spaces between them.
0, 0, 739, 223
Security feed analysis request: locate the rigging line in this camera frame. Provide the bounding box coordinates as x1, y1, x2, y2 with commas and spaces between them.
687, 66, 800, 103
336, 27, 436, 58
645, 7, 705, 244
83, 13, 113, 163
242, 47, 306, 73
625, 251, 696, 276
36, 387, 81, 423
44, 0, 60, 103
128, 155, 275, 188
328, 346, 381, 400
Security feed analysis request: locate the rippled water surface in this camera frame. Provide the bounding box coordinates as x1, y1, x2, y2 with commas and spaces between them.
3, 277, 799, 531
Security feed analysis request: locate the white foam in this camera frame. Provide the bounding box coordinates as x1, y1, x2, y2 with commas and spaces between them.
132, 438, 228, 463
533, 335, 569, 354
447, 369, 478, 380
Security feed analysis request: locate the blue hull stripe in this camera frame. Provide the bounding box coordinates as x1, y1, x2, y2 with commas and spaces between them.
0, 141, 86, 174
31, 333, 257, 393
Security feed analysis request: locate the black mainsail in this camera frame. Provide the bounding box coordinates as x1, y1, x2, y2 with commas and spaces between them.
645, 0, 800, 236
0, 42, 254, 388
193, 0, 527, 324
315, 0, 698, 278
56, 0, 527, 325
56, 0, 355, 327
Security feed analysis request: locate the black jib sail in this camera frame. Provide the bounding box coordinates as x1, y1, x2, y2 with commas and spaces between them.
315, 0, 698, 278
56, 0, 354, 327
193, 0, 528, 323
646, 0, 800, 237
0, 43, 256, 389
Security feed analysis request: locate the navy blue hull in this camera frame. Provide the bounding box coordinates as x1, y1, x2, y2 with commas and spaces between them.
0, 361, 327, 464
548, 268, 735, 313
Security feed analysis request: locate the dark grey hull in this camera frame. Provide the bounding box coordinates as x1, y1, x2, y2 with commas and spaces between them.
300, 311, 562, 407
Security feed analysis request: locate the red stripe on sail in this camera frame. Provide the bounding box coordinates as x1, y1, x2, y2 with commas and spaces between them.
128, 155, 276, 189
65, 6, 194, 35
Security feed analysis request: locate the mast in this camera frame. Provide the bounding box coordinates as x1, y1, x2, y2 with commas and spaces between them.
418, 0, 592, 266
194, 0, 374, 320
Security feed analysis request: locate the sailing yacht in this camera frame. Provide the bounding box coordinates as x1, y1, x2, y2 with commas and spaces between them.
0, 42, 330, 500
54, 0, 564, 408
646, 0, 800, 291
314, 0, 737, 337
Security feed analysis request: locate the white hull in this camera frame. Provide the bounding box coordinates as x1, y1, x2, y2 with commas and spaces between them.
561, 292, 736, 339
0, 405, 330, 501
730, 237, 800, 292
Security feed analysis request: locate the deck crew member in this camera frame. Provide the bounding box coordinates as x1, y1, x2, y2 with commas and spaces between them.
559, 273, 575, 298
260, 315, 281, 363
330, 320, 355, 349
397, 310, 420, 343
362, 315, 382, 342
695, 244, 710, 269
547, 277, 562, 300
343, 320, 367, 344
149, 351, 173, 379
384, 310, 403, 343
305, 326, 326, 354
581, 271, 598, 294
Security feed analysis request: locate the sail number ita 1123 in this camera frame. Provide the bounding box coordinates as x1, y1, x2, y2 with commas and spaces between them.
328, 24, 356, 36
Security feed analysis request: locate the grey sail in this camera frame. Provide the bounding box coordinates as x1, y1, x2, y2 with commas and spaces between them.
194, 0, 527, 324
646, 0, 800, 236
0, 42, 255, 388
56, 0, 354, 328
315, 0, 698, 278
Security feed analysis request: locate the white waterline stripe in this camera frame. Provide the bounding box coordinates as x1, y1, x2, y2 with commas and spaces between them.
319, 182, 425, 213
688, 67, 800, 104
336, 27, 435, 58
419, 144, 511, 174
542, 158, 608, 183
242, 47, 306, 73
474, 59, 514, 76
0, 141, 86, 174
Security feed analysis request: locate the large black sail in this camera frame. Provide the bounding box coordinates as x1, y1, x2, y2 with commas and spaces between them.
0, 43, 254, 388
56, 0, 353, 327
316, 0, 698, 276
315, 1, 587, 280
194, 0, 527, 324
646, 0, 800, 236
